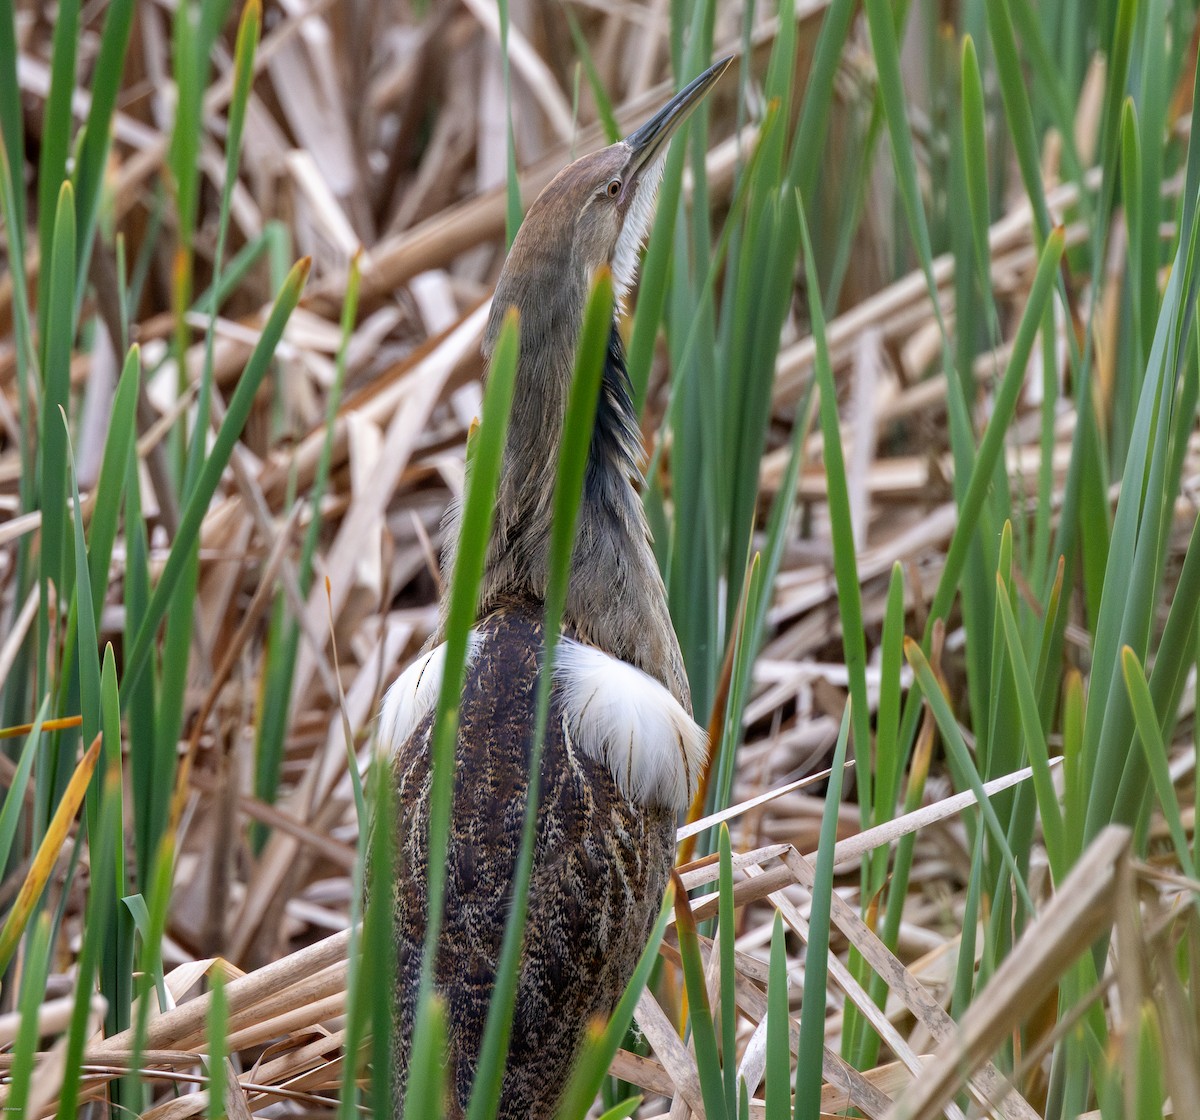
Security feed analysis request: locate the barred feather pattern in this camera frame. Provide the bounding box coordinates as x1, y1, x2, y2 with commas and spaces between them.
388, 599, 675, 1117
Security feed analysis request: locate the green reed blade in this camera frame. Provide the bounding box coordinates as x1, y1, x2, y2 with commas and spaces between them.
554, 892, 673, 1120
403, 308, 519, 1118
206, 969, 229, 1120
35, 0, 79, 350
960, 36, 993, 298
675, 873, 730, 1120
0, 699, 49, 869
87, 346, 140, 626
794, 704, 850, 1120
256, 252, 360, 843
764, 911, 790, 1120
100, 644, 132, 1037
71, 0, 135, 307
905, 639, 1034, 913
122, 259, 311, 696
995, 569, 1067, 883
39, 182, 78, 672
927, 228, 1065, 632
595, 1099, 643, 1120
798, 197, 871, 817
718, 825, 737, 1113
0, 0, 25, 238
497, 0, 522, 246
56, 763, 121, 1120
1122, 647, 1198, 883
7, 913, 53, 1117
63, 411, 102, 835
790, 0, 857, 209
563, 7, 619, 144
467, 271, 613, 1119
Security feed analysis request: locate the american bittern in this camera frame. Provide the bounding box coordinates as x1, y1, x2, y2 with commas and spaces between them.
380, 56, 731, 1118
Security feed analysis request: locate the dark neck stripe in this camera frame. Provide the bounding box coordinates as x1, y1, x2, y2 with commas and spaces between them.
587, 320, 640, 486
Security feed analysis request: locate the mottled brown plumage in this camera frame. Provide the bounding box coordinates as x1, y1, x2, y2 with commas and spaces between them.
391, 601, 674, 1115
385, 57, 731, 1118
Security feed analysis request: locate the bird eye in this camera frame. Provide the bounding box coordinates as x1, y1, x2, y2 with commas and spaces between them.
606, 178, 622, 198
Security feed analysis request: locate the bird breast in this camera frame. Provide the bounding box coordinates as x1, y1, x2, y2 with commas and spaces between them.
379, 627, 706, 813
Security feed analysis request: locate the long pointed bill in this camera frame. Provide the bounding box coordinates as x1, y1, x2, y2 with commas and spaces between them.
624, 56, 734, 176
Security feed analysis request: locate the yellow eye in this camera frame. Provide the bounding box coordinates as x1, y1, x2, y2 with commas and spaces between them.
606, 178, 622, 198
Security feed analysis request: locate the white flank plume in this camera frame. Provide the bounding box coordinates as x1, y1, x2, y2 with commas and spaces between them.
554, 638, 706, 812
377, 634, 481, 754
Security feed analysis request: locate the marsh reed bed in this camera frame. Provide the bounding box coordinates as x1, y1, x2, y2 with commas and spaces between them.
0, 0, 1198, 1116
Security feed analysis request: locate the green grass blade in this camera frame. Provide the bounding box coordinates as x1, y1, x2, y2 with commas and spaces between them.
1083, 186, 1200, 838
256, 252, 361, 842
563, 7, 620, 144
960, 36, 993, 297
627, 138, 688, 412
403, 308, 520, 1117
718, 825, 737, 1114
1121, 647, 1197, 882
0, 22, 37, 627
764, 911, 791, 1120
985, 0, 1052, 243
123, 415, 160, 879
400, 994, 447, 1119
1121, 99, 1149, 373
55, 765, 121, 1120
338, 739, 380, 1118
1093, 0, 1137, 237
192, 222, 285, 316
797, 196, 871, 818
711, 554, 763, 823
794, 704, 850, 1120
63, 410, 103, 838
927, 228, 1065, 632
674, 873, 730, 1120
7, 914, 53, 1117
35, 0, 79, 349
71, 0, 136, 306
790, 0, 858, 208
467, 270, 614, 1119
861, 0, 946, 340
122, 258, 311, 696
362, 752, 400, 1111
554, 891, 673, 1120
0, 699, 50, 868
127, 835, 177, 1098
1148, 508, 1200, 737
905, 639, 1034, 913
872, 563, 907, 843
187, 0, 261, 499
206, 969, 229, 1120
497, 0, 522, 245
951, 837, 986, 1018
994, 570, 1067, 882
0, 0, 26, 239
87, 345, 140, 625
596, 1099, 643, 1120
100, 643, 132, 1037
39, 181, 78, 672
168, 1, 202, 276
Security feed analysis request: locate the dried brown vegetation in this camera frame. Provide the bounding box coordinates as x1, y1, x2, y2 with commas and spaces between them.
1, 1, 1199, 1118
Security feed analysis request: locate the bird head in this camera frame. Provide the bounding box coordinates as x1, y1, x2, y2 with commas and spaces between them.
484, 56, 732, 354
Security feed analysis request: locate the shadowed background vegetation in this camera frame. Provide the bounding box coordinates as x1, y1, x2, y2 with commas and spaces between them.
0, 0, 1198, 1116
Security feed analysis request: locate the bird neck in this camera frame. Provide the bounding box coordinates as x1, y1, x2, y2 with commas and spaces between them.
465, 308, 690, 710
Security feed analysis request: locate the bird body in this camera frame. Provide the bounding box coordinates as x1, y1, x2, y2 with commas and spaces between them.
385, 600, 688, 1116
379, 57, 731, 1118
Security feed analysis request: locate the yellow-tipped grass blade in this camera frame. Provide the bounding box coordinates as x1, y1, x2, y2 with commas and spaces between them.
0, 715, 82, 739
0, 733, 102, 973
